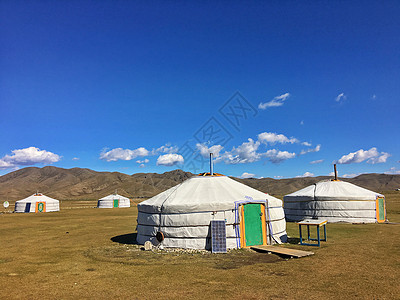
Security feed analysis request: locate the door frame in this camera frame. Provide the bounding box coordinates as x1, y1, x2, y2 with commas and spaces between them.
239, 202, 268, 248
35, 202, 46, 213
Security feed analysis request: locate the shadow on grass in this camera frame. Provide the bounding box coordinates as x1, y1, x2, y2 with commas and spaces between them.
111, 233, 138, 245
287, 237, 300, 244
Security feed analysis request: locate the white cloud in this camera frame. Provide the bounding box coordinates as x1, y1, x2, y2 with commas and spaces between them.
0, 147, 61, 169
384, 167, 400, 175
335, 93, 346, 102
136, 159, 149, 164
300, 145, 321, 155
239, 172, 256, 179
189, 132, 319, 166
100, 144, 181, 162
335, 147, 390, 164
368, 152, 391, 164
257, 132, 312, 148
342, 173, 361, 178
310, 159, 324, 164
156, 154, 184, 166
258, 93, 290, 110
220, 139, 261, 164
196, 143, 224, 158
139, 164, 146, 168
300, 120, 304, 125
258, 132, 298, 145
371, 94, 377, 100
151, 144, 179, 155
265, 149, 296, 164
72, 157, 80, 161
100, 147, 149, 162
0, 160, 14, 169
218, 135, 297, 165
296, 172, 314, 178
274, 175, 284, 179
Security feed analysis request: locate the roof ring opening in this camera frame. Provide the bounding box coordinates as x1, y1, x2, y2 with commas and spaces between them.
197, 172, 224, 177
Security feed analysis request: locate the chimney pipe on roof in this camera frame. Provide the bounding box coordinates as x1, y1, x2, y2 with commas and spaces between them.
210, 153, 214, 176
334, 164, 338, 181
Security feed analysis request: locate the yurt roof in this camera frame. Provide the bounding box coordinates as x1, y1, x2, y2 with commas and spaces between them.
138, 175, 282, 213
17, 193, 59, 203
99, 194, 130, 201
285, 180, 383, 200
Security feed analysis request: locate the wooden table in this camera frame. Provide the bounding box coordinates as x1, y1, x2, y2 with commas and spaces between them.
296, 219, 327, 247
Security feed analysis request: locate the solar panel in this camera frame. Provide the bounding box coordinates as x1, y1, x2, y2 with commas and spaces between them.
211, 220, 227, 253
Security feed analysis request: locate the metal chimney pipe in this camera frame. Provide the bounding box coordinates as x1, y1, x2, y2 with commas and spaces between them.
210, 153, 213, 176
334, 164, 338, 181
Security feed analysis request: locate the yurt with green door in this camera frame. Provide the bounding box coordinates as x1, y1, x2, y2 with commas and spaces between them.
14, 192, 60, 213
97, 193, 131, 208
283, 179, 386, 223
136, 173, 287, 250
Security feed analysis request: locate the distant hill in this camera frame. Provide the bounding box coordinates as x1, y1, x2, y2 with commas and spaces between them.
0, 166, 193, 200
0, 166, 399, 200
235, 173, 400, 196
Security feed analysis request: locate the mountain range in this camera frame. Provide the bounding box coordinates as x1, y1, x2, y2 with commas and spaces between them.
0, 166, 399, 201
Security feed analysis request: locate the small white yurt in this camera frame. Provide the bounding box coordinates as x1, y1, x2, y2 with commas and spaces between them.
283, 179, 386, 223
137, 173, 287, 250
97, 193, 130, 208
14, 193, 60, 213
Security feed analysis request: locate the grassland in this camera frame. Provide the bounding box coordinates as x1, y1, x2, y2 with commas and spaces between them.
0, 193, 399, 299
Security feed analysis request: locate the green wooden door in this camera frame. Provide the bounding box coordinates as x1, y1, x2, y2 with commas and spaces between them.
113, 199, 119, 208
377, 198, 385, 221
37, 202, 44, 212
244, 203, 263, 246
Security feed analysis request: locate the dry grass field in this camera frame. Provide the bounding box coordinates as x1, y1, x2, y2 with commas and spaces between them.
1, 193, 399, 299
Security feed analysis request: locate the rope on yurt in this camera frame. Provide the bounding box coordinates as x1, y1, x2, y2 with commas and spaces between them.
234, 201, 241, 248
266, 199, 280, 244
158, 181, 185, 232
312, 183, 318, 219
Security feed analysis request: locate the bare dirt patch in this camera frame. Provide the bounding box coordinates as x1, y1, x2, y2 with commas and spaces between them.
84, 245, 282, 270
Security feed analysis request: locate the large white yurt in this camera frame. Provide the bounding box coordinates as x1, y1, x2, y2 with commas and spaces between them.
97, 193, 130, 208
136, 173, 287, 250
283, 180, 386, 223
14, 193, 60, 213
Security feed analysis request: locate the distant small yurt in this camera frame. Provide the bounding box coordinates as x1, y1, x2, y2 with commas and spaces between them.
14, 193, 60, 213
97, 193, 130, 208
137, 173, 287, 250
283, 180, 386, 223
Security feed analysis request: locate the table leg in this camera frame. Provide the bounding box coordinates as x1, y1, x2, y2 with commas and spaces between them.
317, 225, 320, 247
307, 225, 310, 241
299, 224, 303, 245
324, 224, 327, 241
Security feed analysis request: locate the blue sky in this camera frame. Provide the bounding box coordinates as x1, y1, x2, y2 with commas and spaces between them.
1, 1, 399, 178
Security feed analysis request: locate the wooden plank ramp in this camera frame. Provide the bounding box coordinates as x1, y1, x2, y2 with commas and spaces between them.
250, 245, 314, 258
